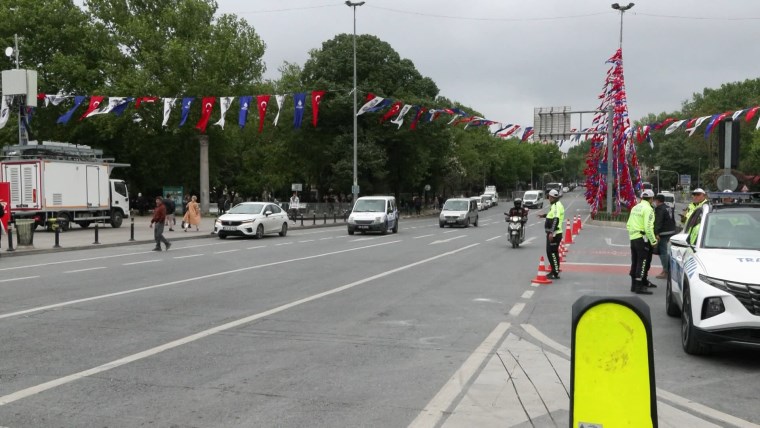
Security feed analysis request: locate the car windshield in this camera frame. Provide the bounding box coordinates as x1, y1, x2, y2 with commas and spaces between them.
524, 194, 537, 201
702, 210, 760, 250
228, 203, 264, 215
443, 200, 468, 211
353, 199, 386, 212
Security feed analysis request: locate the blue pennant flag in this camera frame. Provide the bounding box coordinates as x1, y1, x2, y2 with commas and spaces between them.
179, 97, 194, 127
111, 97, 134, 116
366, 98, 391, 113
293, 92, 306, 129
56, 96, 86, 124
238, 96, 252, 128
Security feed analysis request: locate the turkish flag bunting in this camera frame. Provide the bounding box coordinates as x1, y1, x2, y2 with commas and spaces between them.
311, 90, 325, 127
195, 97, 216, 133
135, 96, 159, 108
79, 96, 104, 120
380, 102, 402, 123
257, 95, 270, 133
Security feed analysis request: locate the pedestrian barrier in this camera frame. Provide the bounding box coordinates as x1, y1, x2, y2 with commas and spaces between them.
564, 219, 574, 244
531, 256, 553, 285
6, 223, 14, 252
93, 223, 100, 245
129, 217, 135, 241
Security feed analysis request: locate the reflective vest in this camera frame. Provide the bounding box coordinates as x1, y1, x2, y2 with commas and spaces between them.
682, 199, 706, 226
626, 200, 657, 244
545, 200, 565, 234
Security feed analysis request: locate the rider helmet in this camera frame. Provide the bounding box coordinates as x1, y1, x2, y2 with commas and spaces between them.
514, 198, 522, 208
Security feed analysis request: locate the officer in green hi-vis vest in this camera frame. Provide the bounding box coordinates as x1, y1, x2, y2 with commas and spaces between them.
626, 189, 658, 295
538, 189, 564, 279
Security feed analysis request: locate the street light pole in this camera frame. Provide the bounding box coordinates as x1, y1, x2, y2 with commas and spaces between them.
611, 3, 635, 48
346, 1, 365, 204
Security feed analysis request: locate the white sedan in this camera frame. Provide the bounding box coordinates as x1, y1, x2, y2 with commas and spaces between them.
667, 193, 760, 355
214, 202, 289, 239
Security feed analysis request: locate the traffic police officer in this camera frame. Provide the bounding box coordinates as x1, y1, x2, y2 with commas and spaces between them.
627, 189, 657, 294
538, 189, 564, 279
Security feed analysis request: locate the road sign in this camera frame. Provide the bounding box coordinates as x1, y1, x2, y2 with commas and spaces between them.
680, 174, 691, 186
351, 185, 360, 195
291, 183, 302, 191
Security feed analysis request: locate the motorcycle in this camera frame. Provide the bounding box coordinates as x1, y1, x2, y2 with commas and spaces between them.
507, 215, 525, 248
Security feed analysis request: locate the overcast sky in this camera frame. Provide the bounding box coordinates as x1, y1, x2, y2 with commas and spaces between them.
213, 0, 760, 133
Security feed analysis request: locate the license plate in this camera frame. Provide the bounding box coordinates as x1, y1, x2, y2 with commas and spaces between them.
357, 225, 369, 230
447, 220, 456, 224
223, 226, 237, 231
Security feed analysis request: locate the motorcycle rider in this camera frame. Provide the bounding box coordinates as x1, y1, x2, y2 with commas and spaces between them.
506, 198, 529, 241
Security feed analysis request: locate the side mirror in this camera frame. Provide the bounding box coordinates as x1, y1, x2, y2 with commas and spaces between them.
264, 210, 272, 216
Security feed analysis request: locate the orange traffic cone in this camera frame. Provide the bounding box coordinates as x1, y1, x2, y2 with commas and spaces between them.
531, 256, 553, 284
572, 215, 580, 236
560, 243, 567, 262
564, 219, 574, 244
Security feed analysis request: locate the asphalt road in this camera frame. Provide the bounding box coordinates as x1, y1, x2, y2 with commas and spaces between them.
0, 192, 758, 427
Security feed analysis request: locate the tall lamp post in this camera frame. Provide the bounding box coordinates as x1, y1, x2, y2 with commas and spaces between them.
611, 3, 635, 48
346, 1, 365, 204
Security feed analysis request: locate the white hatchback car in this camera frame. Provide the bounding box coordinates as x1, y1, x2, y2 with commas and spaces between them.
214, 202, 289, 239
667, 193, 760, 354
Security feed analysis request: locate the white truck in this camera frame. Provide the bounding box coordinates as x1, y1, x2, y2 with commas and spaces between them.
483, 185, 499, 206
0, 142, 130, 230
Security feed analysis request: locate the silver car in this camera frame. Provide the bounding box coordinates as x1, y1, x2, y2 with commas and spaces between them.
214, 202, 289, 239
439, 198, 479, 228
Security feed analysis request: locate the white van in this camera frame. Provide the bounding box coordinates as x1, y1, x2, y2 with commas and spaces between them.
522, 190, 545, 209
347, 196, 399, 235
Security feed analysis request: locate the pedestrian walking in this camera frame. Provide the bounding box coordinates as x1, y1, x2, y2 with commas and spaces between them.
289, 191, 300, 224
537, 189, 564, 279
653, 193, 677, 279
150, 197, 171, 251
414, 195, 422, 216
183, 195, 201, 232
164, 193, 177, 231
626, 189, 657, 294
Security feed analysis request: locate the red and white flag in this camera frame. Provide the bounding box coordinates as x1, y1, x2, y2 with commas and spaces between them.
664, 119, 687, 135
135, 96, 159, 108
194, 97, 216, 133
79, 96, 105, 120
686, 115, 711, 137
380, 101, 402, 124
257, 95, 270, 133
311, 90, 325, 127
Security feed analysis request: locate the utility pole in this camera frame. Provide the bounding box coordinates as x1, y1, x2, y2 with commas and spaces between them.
346, 1, 365, 204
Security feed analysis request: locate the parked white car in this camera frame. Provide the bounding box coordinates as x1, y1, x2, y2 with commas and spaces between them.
666, 193, 760, 354
214, 202, 289, 239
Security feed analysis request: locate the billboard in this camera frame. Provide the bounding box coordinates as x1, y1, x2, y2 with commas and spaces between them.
534, 106, 572, 141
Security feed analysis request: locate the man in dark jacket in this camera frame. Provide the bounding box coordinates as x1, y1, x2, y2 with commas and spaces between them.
654, 193, 677, 279
163, 193, 176, 231
150, 197, 171, 251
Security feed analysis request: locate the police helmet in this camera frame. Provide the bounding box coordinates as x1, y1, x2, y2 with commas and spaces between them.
548, 189, 559, 198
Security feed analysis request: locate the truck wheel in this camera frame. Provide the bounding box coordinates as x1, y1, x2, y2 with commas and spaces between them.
56, 212, 71, 231
110, 211, 124, 228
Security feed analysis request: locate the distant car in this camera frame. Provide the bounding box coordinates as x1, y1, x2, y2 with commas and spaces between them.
523, 190, 545, 209
214, 202, 289, 239
667, 194, 760, 354
440, 198, 479, 227
470, 196, 484, 211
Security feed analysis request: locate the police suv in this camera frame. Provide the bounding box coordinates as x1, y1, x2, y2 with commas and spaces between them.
666, 192, 760, 355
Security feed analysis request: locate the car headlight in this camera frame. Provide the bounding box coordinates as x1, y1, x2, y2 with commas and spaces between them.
699, 274, 729, 292
459, 213, 466, 219
348, 216, 355, 223
239, 219, 255, 224
374, 216, 383, 223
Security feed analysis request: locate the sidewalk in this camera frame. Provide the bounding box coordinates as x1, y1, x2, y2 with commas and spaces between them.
0, 214, 348, 257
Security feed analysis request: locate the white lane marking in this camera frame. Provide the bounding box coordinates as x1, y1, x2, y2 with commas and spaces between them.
319, 237, 333, 240
522, 323, 758, 428
524, 237, 536, 245
0, 241, 401, 322
0, 276, 39, 284
335, 236, 347, 239
430, 235, 466, 245
408, 322, 510, 428
442, 229, 460, 234
508, 302, 525, 316
122, 260, 160, 266
521, 290, 534, 299
351, 238, 375, 242
0, 242, 478, 407
605, 237, 629, 247
246, 245, 265, 250
414, 234, 435, 239
0, 242, 230, 272
298, 240, 315, 243
522, 323, 570, 357
173, 254, 203, 259
214, 249, 239, 254
275, 242, 292, 246
486, 235, 502, 242
64, 267, 107, 274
